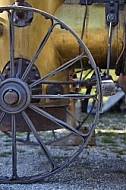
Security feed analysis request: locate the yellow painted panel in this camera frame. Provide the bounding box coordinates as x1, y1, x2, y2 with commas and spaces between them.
0, 0, 64, 76
54, 3, 125, 68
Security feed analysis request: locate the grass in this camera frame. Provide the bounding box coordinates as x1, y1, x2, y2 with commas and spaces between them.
17, 149, 26, 153
0, 133, 5, 137
112, 149, 126, 155
0, 151, 12, 157
52, 155, 62, 160
38, 150, 44, 155
122, 135, 126, 144
3, 138, 12, 143
81, 161, 91, 169
97, 131, 116, 143
101, 136, 115, 144
62, 147, 75, 151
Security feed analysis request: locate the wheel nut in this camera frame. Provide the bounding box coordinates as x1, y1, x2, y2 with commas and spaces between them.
4, 90, 19, 105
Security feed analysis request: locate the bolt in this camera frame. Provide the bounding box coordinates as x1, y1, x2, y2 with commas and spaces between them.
6, 66, 10, 71
34, 74, 39, 79
3, 90, 19, 105
107, 13, 116, 22
32, 66, 36, 71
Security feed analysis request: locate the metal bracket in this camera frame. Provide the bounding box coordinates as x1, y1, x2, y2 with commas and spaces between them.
106, 2, 119, 26
13, 1, 34, 27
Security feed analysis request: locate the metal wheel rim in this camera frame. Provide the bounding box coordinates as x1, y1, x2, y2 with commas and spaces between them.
0, 5, 102, 183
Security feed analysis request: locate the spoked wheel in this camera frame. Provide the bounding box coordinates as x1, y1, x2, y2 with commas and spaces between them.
0, 5, 101, 183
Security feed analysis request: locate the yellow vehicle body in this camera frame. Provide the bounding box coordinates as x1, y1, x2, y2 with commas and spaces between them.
54, 3, 125, 69
0, 0, 125, 70
0, 0, 125, 131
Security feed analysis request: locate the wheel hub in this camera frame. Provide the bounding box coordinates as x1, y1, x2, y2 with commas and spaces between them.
0, 78, 31, 114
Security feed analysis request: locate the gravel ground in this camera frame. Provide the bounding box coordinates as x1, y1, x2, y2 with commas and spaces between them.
0, 112, 125, 189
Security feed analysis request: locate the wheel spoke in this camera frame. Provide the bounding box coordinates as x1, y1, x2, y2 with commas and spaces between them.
22, 111, 56, 169
30, 54, 84, 88
0, 71, 4, 81
8, 11, 15, 78
15, 58, 23, 78
0, 112, 6, 123
11, 114, 18, 180
32, 93, 97, 99
29, 104, 87, 138
21, 22, 56, 81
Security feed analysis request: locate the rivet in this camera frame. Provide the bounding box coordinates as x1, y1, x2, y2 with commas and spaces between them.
6, 66, 10, 71
34, 74, 39, 79
32, 66, 36, 71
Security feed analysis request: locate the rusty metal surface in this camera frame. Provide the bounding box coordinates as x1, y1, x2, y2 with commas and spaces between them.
0, 107, 66, 132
